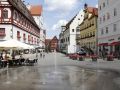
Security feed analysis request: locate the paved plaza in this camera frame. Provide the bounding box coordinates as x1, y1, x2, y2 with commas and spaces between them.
0, 52, 120, 90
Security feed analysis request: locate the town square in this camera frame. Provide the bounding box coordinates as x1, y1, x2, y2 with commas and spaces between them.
0, 0, 120, 90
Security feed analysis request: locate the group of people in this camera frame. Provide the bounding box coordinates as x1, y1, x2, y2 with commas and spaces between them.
99, 49, 120, 60
0, 51, 13, 61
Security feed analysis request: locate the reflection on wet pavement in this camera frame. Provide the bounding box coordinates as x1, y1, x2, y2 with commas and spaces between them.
0, 66, 119, 90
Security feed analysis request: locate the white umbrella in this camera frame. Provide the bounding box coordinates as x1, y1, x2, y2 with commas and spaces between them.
0, 39, 33, 49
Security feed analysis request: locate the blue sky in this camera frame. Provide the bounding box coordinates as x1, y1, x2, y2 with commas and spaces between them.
25, 0, 98, 38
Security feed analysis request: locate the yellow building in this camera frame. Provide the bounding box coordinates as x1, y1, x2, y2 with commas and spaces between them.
79, 4, 98, 54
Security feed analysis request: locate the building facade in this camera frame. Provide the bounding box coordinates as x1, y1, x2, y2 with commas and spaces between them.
79, 4, 98, 54
98, 0, 120, 56
49, 36, 59, 52
59, 10, 84, 54
45, 36, 58, 52
0, 0, 40, 46
29, 5, 46, 49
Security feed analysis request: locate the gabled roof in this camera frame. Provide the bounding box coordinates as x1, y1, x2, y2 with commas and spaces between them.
52, 36, 58, 40
84, 3, 98, 16
8, 0, 39, 29
65, 15, 77, 30
30, 5, 42, 16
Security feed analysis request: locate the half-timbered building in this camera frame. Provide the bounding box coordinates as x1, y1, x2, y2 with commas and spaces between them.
0, 0, 40, 46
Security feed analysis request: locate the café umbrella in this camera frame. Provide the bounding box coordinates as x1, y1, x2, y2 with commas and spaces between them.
0, 39, 34, 49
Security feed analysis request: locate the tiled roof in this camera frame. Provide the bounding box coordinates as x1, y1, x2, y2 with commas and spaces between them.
87, 7, 98, 16
8, 0, 39, 29
30, 5, 42, 16
52, 36, 58, 40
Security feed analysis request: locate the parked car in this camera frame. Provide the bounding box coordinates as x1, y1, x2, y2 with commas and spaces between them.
77, 49, 86, 56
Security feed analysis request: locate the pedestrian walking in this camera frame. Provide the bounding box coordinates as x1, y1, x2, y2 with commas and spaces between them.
40, 52, 42, 58
43, 52, 45, 58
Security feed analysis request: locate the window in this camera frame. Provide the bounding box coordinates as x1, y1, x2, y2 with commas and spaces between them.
23, 33, 26, 40
17, 31, 21, 40
114, 8, 117, 16
107, 12, 110, 20
99, 5, 101, 10
113, 24, 117, 32
103, 15, 105, 22
28, 35, 31, 42
106, 27, 108, 34
68, 37, 69, 42
103, 2, 105, 8
0, 28, 6, 36
31, 37, 33, 43
72, 29, 74, 32
34, 38, 36, 44
2, 9, 8, 19
99, 17, 102, 24
101, 29, 104, 35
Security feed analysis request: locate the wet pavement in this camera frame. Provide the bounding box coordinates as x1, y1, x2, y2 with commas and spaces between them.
0, 53, 120, 90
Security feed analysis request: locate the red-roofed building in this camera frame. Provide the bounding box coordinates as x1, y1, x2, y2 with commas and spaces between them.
30, 5, 42, 16
78, 4, 98, 54
0, 0, 40, 46
45, 36, 59, 52
28, 5, 46, 50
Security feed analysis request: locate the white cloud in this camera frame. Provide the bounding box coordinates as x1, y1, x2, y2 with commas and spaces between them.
45, 0, 80, 12
95, 4, 98, 8
52, 20, 68, 31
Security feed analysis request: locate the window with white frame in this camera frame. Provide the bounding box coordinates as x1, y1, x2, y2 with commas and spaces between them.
106, 27, 108, 34
113, 24, 117, 32
101, 29, 104, 35
114, 8, 117, 16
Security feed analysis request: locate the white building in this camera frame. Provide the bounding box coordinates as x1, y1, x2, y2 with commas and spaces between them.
98, 0, 120, 55
29, 5, 46, 49
59, 10, 84, 54
0, 0, 40, 47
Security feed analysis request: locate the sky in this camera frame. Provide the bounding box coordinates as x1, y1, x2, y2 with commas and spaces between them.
25, 0, 98, 39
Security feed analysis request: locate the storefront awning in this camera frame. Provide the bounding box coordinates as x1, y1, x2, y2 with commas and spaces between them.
97, 43, 109, 46
109, 41, 120, 46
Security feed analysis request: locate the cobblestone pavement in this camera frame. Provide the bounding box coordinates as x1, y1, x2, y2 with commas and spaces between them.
0, 52, 120, 90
